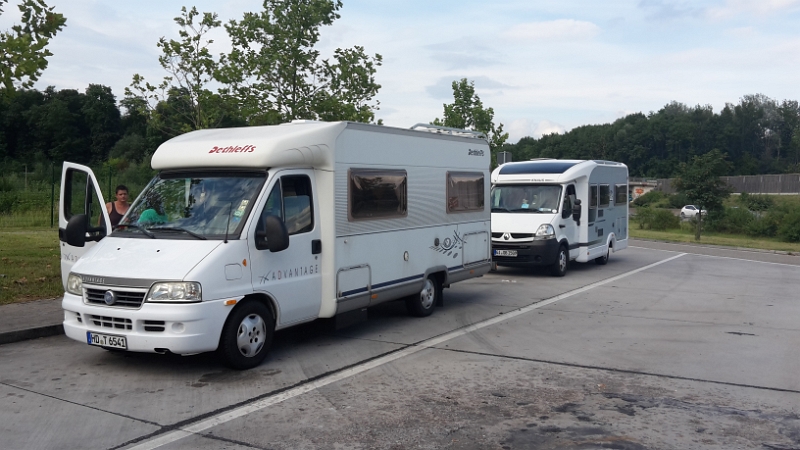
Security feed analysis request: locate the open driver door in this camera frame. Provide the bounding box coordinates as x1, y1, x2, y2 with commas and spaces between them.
58, 162, 111, 289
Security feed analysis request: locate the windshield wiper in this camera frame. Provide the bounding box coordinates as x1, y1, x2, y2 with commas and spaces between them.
491, 207, 511, 212
117, 224, 156, 238
509, 208, 543, 213
148, 226, 207, 240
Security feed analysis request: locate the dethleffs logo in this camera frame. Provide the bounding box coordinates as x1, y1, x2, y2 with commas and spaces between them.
208, 145, 256, 154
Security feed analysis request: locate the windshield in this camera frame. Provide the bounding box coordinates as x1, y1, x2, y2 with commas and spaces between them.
491, 184, 562, 213
115, 171, 267, 240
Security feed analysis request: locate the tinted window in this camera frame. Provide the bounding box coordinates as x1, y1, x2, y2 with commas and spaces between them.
447, 172, 484, 213
599, 185, 610, 208
349, 169, 407, 221
615, 184, 627, 205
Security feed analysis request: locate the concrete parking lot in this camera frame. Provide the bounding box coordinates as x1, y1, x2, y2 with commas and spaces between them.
1, 240, 799, 450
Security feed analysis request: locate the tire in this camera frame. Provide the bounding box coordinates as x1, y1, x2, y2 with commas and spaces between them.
550, 245, 568, 277
406, 276, 441, 317
680, 212, 686, 219
595, 246, 610, 265
218, 301, 274, 370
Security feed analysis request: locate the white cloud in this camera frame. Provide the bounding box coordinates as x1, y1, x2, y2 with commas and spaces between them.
708, 0, 800, 19
506, 119, 565, 143
504, 19, 601, 42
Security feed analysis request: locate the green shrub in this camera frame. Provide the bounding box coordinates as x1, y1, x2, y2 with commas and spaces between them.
706, 207, 754, 234
667, 192, 689, 209
632, 190, 667, 207
738, 192, 774, 212
650, 208, 680, 230
777, 209, 800, 242
634, 206, 679, 230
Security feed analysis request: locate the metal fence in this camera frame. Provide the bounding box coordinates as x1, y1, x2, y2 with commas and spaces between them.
655, 173, 800, 195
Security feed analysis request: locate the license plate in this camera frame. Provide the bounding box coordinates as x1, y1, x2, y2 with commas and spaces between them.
86, 331, 127, 350
494, 249, 518, 257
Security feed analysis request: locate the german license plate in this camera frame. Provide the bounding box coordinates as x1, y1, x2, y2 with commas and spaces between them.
494, 249, 518, 257
86, 331, 127, 349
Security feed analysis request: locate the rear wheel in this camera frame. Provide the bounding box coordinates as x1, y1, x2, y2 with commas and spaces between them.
406, 276, 441, 317
550, 245, 568, 277
218, 301, 274, 370
595, 246, 610, 265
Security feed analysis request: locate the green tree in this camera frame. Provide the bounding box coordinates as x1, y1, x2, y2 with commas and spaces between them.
432, 78, 509, 166
673, 149, 732, 240
81, 84, 121, 162
219, 0, 382, 125
125, 6, 228, 135
0, 0, 66, 92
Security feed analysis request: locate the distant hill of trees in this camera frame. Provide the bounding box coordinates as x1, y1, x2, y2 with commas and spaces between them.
502, 94, 800, 178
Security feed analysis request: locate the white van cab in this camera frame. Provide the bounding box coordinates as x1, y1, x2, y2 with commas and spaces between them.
490, 159, 628, 276
59, 121, 491, 369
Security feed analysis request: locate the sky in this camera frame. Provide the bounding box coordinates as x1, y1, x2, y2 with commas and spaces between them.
2, 0, 800, 143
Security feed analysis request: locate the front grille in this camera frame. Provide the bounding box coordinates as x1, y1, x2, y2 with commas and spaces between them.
85, 288, 146, 308
491, 232, 534, 240
88, 315, 132, 330
144, 321, 166, 332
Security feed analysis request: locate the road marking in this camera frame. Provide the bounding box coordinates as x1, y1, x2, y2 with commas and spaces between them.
128, 253, 686, 450
630, 245, 800, 267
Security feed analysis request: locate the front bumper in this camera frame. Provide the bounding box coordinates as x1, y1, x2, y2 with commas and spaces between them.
62, 293, 233, 355
492, 238, 560, 267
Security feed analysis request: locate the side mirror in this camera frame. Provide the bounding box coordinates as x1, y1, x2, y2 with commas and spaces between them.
256, 215, 290, 252
65, 214, 88, 247
572, 199, 582, 223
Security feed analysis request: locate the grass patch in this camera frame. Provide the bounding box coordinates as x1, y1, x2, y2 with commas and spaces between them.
0, 227, 63, 305
629, 227, 800, 253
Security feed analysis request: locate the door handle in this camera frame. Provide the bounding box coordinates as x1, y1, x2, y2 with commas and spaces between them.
312, 239, 322, 254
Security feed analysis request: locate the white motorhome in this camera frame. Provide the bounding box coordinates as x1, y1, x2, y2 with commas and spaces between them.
490, 159, 628, 276
59, 121, 491, 369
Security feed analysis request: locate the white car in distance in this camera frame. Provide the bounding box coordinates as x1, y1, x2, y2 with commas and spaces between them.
680, 205, 706, 219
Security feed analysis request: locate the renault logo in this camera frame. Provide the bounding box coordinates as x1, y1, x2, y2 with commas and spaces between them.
103, 290, 117, 306
503, 233, 510, 240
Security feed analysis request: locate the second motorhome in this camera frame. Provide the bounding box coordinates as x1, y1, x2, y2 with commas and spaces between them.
490, 159, 628, 276
58, 121, 491, 369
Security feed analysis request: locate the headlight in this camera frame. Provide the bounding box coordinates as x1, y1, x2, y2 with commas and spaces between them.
534, 224, 556, 240
66, 273, 83, 296
146, 282, 202, 302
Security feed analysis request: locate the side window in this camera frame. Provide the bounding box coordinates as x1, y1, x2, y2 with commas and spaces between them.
64, 169, 103, 226
349, 169, 407, 221
447, 171, 484, 213
258, 175, 313, 238
589, 185, 598, 223
615, 184, 627, 205
563, 184, 576, 214
599, 185, 610, 208
281, 176, 313, 235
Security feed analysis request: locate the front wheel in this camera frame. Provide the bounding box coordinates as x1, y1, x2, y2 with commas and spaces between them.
550, 245, 568, 277
218, 301, 275, 370
406, 276, 441, 317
